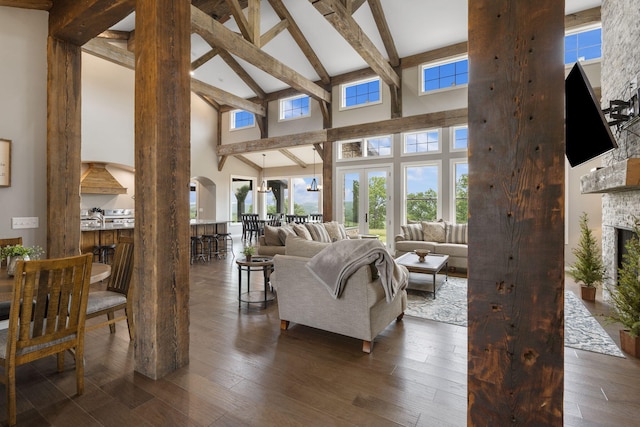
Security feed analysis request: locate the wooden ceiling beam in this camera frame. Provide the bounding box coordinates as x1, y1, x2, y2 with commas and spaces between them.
97, 29, 130, 40
310, 0, 399, 88
191, 47, 220, 71
367, 0, 399, 67
313, 143, 325, 162
82, 38, 135, 69
268, 0, 331, 85
49, 0, 135, 46
191, 79, 265, 116
191, 5, 331, 103
260, 18, 289, 46
0, 0, 51, 10
224, 0, 252, 41
565, 6, 601, 29
235, 154, 261, 170
248, 0, 260, 47
279, 149, 308, 168
217, 130, 328, 155
218, 50, 266, 99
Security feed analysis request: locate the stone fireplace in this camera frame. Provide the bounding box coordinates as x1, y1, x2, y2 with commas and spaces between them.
579, 1, 640, 294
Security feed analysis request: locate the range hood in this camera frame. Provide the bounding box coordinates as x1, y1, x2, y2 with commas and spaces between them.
80, 163, 127, 194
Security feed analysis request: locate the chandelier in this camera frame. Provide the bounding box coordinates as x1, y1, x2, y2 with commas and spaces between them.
307, 148, 322, 192
257, 154, 272, 193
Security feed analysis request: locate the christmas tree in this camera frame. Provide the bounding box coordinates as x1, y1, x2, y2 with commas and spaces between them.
568, 212, 605, 288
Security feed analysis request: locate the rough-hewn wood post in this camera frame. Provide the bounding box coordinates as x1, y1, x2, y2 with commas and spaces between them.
468, 2, 565, 425
134, 0, 191, 379
47, 37, 82, 258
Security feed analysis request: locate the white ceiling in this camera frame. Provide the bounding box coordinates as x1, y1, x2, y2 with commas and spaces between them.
108, 0, 602, 169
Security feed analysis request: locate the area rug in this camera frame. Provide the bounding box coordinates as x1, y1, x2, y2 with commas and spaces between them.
405, 276, 625, 358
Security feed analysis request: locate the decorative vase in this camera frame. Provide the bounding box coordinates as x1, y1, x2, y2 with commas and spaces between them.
6, 254, 29, 277
620, 330, 640, 358
580, 286, 596, 301
245, 254, 252, 262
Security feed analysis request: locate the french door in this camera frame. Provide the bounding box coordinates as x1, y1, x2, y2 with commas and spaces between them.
336, 166, 392, 245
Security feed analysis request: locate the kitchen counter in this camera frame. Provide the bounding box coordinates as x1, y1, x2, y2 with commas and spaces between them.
81, 223, 135, 231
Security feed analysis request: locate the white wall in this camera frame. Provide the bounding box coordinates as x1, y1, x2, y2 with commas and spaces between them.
0, 7, 48, 248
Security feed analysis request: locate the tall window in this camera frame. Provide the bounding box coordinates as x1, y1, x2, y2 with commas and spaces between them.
341, 77, 381, 109
293, 177, 321, 215
452, 161, 469, 223
230, 110, 255, 130
280, 95, 310, 120
565, 27, 602, 64
404, 163, 440, 222
190, 183, 197, 219
404, 129, 440, 154
421, 56, 468, 93
451, 126, 468, 151
231, 178, 253, 221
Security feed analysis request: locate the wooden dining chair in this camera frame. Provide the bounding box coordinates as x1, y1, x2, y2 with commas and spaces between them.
0, 237, 22, 268
86, 236, 135, 340
0, 253, 93, 426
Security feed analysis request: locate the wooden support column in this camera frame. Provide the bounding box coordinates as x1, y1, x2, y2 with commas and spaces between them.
134, 0, 191, 379
322, 141, 333, 222
46, 37, 82, 258
467, 2, 565, 425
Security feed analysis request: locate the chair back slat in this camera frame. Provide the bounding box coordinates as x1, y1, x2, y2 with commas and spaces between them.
106, 236, 134, 296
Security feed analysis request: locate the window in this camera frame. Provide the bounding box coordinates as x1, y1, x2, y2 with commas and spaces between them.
451, 125, 468, 151
189, 183, 197, 219
452, 161, 469, 223
341, 77, 381, 109
280, 95, 310, 120
565, 27, 602, 64
231, 177, 254, 221
404, 129, 440, 154
293, 177, 321, 215
403, 162, 440, 222
230, 110, 255, 130
421, 56, 468, 93
338, 135, 392, 160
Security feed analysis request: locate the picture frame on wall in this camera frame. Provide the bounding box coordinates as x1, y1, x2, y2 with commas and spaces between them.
0, 139, 11, 187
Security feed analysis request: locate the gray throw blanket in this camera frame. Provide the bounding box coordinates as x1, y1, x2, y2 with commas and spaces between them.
306, 239, 407, 303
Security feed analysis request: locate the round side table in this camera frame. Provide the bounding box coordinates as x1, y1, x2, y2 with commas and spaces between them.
236, 257, 275, 309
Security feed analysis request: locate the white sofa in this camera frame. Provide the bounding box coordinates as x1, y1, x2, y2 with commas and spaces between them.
394, 221, 468, 271
271, 236, 407, 353
257, 221, 352, 256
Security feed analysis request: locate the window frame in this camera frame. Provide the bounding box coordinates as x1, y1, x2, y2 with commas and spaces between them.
336, 135, 393, 161
420, 54, 469, 95
278, 94, 311, 122
340, 76, 382, 111
401, 160, 442, 224
450, 125, 469, 152
402, 128, 442, 156
230, 109, 255, 131
564, 24, 602, 66
450, 159, 469, 224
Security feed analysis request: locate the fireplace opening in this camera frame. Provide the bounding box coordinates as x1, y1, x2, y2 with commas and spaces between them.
616, 227, 637, 277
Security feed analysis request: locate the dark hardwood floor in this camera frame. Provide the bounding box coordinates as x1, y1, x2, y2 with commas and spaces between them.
2, 234, 640, 426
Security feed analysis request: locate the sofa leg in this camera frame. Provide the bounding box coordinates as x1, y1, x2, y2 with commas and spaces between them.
362, 340, 372, 353
396, 312, 404, 321
280, 320, 290, 330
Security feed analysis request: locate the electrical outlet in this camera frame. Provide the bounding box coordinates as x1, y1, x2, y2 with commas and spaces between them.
11, 217, 39, 229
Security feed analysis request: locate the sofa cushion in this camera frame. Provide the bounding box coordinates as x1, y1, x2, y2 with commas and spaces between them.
395, 240, 437, 254
293, 224, 312, 240
323, 221, 348, 242
433, 242, 468, 258
277, 224, 296, 245
285, 235, 330, 258
305, 222, 331, 243
401, 224, 423, 241
445, 222, 468, 244
263, 225, 283, 246
421, 221, 446, 243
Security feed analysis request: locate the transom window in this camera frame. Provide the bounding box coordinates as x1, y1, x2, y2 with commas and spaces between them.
565, 26, 602, 64
421, 56, 468, 93
230, 110, 255, 130
452, 125, 468, 151
279, 95, 310, 120
341, 77, 381, 109
338, 135, 392, 160
404, 129, 440, 154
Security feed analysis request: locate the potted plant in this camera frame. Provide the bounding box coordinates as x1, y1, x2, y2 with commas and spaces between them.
242, 245, 255, 261
568, 212, 606, 301
1, 244, 45, 276
607, 219, 640, 357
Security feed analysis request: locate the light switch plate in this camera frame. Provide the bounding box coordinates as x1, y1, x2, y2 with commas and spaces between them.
11, 217, 39, 229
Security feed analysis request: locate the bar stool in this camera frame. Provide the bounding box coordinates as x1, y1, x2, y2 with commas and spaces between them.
92, 244, 116, 264
215, 233, 235, 259
190, 236, 207, 264
202, 234, 217, 261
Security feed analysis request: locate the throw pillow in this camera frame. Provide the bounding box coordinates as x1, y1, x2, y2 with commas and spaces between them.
305, 222, 331, 243
322, 221, 348, 242
277, 225, 296, 245
263, 225, 282, 246
284, 235, 330, 258
293, 224, 312, 240
446, 222, 468, 244
401, 223, 423, 241
421, 221, 446, 243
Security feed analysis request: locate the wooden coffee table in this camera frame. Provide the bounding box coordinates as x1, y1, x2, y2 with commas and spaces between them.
395, 252, 449, 299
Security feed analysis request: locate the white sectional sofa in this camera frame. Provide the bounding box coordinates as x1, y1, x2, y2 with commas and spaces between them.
394, 220, 468, 271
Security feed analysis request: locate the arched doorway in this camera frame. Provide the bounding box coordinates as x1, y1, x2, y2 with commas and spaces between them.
190, 176, 216, 220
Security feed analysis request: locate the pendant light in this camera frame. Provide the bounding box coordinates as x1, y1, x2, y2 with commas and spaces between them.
257, 154, 272, 193
307, 148, 322, 192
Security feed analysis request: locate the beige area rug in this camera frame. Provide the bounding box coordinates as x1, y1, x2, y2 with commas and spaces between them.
405, 275, 625, 358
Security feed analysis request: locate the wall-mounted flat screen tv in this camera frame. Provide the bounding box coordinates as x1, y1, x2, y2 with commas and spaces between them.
565, 62, 618, 167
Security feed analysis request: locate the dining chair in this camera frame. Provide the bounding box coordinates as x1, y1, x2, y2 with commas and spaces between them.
0, 237, 22, 268
0, 253, 93, 426
86, 236, 135, 340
